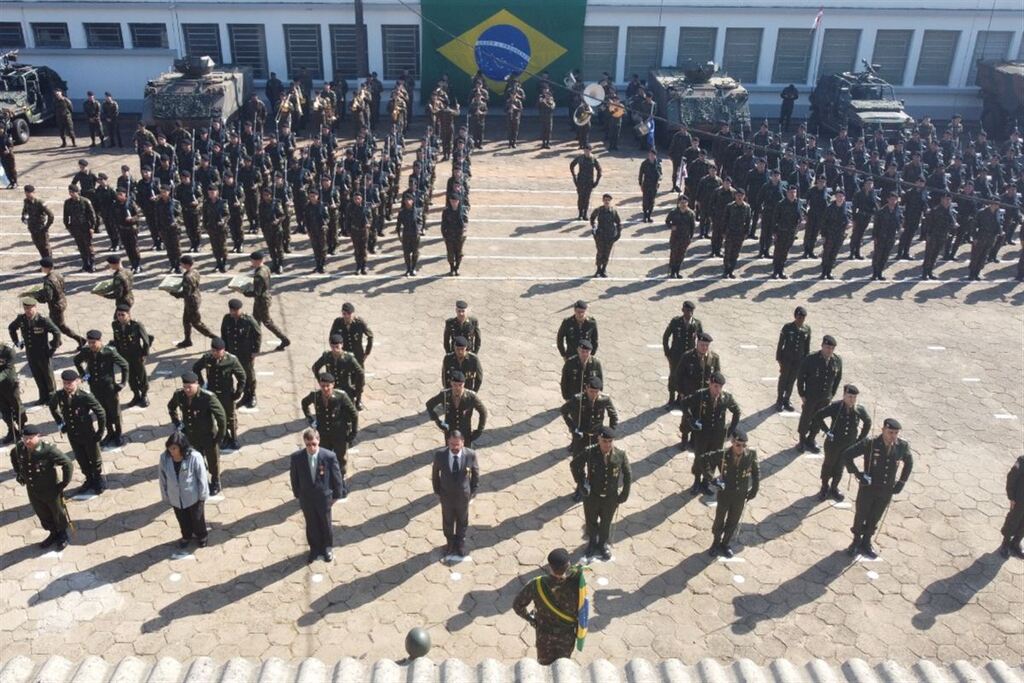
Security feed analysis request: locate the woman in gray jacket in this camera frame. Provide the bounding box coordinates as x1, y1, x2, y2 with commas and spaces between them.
158, 431, 210, 548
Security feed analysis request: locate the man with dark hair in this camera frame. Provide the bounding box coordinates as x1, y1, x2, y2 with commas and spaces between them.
571, 426, 631, 560
290, 428, 344, 563
705, 430, 759, 557
431, 429, 479, 558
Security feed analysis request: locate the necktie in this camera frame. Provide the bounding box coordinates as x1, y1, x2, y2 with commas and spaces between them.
452, 453, 460, 474
309, 452, 317, 479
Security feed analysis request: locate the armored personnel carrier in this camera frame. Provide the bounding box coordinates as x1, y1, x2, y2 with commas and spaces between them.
141, 55, 252, 133
809, 61, 914, 138
0, 50, 68, 144
648, 61, 751, 144
977, 60, 1023, 140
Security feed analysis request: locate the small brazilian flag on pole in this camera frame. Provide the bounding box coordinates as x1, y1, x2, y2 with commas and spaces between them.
576, 565, 589, 651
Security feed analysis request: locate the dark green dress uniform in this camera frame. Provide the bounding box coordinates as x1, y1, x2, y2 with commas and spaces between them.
312, 350, 366, 404
441, 206, 467, 274
48, 388, 106, 491
682, 388, 741, 491
1000, 456, 1024, 558
111, 317, 152, 404
560, 355, 602, 401
22, 196, 55, 259
73, 345, 128, 443
797, 351, 843, 448
843, 435, 913, 555
10, 439, 74, 544
570, 154, 602, 219
705, 446, 759, 553
571, 444, 631, 555
662, 314, 702, 402
722, 200, 752, 277
202, 196, 230, 270
37, 270, 86, 346
556, 315, 598, 359
168, 389, 227, 488
301, 389, 359, 477
666, 206, 697, 277
513, 566, 582, 665
921, 203, 958, 279
331, 316, 376, 366
673, 348, 721, 446
442, 316, 480, 354
221, 312, 262, 406
172, 268, 215, 344
814, 401, 871, 494
111, 267, 134, 310
426, 388, 488, 447
257, 196, 286, 272
193, 352, 247, 444
8, 311, 61, 404
247, 264, 289, 345
1, 342, 25, 442
560, 392, 618, 496
63, 194, 98, 271
775, 321, 811, 408
589, 206, 622, 276
442, 351, 484, 392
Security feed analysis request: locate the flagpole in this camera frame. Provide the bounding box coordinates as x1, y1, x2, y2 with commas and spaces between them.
809, 8, 825, 86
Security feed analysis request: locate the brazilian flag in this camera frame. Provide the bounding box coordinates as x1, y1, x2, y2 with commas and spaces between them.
420, 0, 586, 106
576, 565, 590, 651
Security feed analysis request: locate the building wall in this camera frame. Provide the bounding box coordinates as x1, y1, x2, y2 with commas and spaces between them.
2, 0, 1021, 118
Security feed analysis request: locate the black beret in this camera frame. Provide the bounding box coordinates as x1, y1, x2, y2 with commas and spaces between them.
68, 184, 79, 192
698, 332, 713, 342
39, 257, 53, 268
843, 384, 859, 395
455, 300, 468, 309
210, 337, 226, 350
453, 336, 468, 347
318, 372, 335, 383
733, 187, 746, 195
732, 429, 749, 442
61, 369, 79, 381
97, 172, 109, 180
260, 186, 272, 194
574, 299, 588, 309
449, 370, 466, 383
683, 300, 696, 310
181, 371, 199, 383
795, 306, 807, 316
24, 184, 35, 193
342, 302, 355, 313
250, 251, 264, 260
228, 299, 243, 309
710, 372, 726, 385
883, 417, 902, 430
578, 339, 593, 350
822, 335, 837, 347
106, 255, 121, 265
329, 334, 344, 345
587, 376, 603, 390
86, 330, 102, 340
115, 303, 131, 312
180, 255, 194, 265
78, 159, 89, 166
21, 424, 41, 436
179, 170, 191, 177
599, 425, 616, 439
547, 548, 571, 571
87, 90, 94, 96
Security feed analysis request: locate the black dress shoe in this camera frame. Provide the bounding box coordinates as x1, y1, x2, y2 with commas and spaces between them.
140, 395, 150, 408
784, 402, 795, 412
828, 487, 845, 502
307, 551, 317, 564
708, 544, 720, 557
599, 546, 612, 561
699, 482, 714, 496
177, 538, 191, 549
860, 542, 878, 559
846, 539, 860, 556
720, 545, 735, 558
818, 483, 829, 501
40, 532, 57, 549
323, 549, 333, 561
54, 535, 69, 551
1011, 542, 1024, 559
209, 483, 221, 496
176, 340, 193, 348
805, 439, 821, 454
571, 489, 583, 503
277, 338, 291, 351
999, 541, 1011, 559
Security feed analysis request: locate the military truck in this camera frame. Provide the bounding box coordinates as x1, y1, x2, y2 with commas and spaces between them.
0, 50, 68, 144
648, 62, 751, 144
977, 60, 1023, 141
808, 61, 914, 138
141, 56, 252, 133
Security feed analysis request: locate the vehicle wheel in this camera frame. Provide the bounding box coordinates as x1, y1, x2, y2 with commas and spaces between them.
12, 117, 30, 144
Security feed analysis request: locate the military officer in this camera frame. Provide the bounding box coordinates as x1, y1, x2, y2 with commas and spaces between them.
968, 199, 1002, 281
560, 339, 601, 402
111, 304, 152, 408
871, 192, 902, 281
221, 299, 262, 409
257, 187, 286, 273
63, 184, 98, 272
638, 149, 662, 222
722, 188, 752, 279
37, 258, 87, 348
1, 341, 25, 444
8, 298, 62, 405
557, 300, 598, 359
797, 335, 843, 453
666, 195, 696, 278
301, 373, 359, 496
662, 300, 702, 406
10, 424, 74, 550
682, 372, 741, 496
73, 330, 128, 448
1000, 455, 1024, 559
772, 185, 803, 279
704, 430, 759, 557
48, 369, 106, 495
814, 384, 871, 501
513, 548, 582, 665
426, 371, 488, 448
774, 306, 811, 411
202, 184, 230, 272
54, 89, 75, 147
819, 189, 850, 280
304, 187, 329, 273
570, 145, 602, 220
590, 194, 622, 278
21, 185, 54, 259
396, 193, 421, 275
673, 332, 721, 441
561, 376, 618, 501
329, 302, 375, 379
441, 194, 467, 276
843, 418, 913, 559
312, 335, 366, 406
168, 371, 227, 495
107, 255, 134, 310
246, 251, 290, 350
921, 193, 958, 280
442, 336, 483, 392
443, 300, 481, 354
571, 426, 631, 560
193, 338, 247, 451
172, 255, 216, 348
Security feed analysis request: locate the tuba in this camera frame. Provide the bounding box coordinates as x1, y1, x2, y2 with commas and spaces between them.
563, 71, 577, 88
573, 103, 593, 127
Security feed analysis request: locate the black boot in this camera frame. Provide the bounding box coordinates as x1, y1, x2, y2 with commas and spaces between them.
1011, 539, 1024, 559
999, 538, 1012, 559
828, 485, 845, 502
846, 536, 861, 556
805, 437, 821, 454
860, 539, 877, 559
708, 535, 721, 557
688, 476, 701, 496
818, 482, 829, 501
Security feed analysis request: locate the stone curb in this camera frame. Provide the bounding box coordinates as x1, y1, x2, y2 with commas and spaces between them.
2, 657, 1022, 683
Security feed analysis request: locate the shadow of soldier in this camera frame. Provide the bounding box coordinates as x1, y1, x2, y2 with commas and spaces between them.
730, 550, 853, 635
910, 552, 1005, 630
589, 553, 712, 631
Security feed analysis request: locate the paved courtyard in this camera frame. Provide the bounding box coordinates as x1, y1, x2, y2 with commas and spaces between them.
0, 123, 1022, 666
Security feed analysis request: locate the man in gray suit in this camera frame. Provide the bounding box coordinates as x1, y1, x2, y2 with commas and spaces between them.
431, 430, 479, 558
289, 427, 344, 564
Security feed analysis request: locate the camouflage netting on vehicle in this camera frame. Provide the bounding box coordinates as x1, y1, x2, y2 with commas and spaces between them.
150, 87, 223, 120
679, 93, 750, 128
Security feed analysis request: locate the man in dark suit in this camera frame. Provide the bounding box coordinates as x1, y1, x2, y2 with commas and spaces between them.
431, 430, 479, 558
289, 428, 343, 563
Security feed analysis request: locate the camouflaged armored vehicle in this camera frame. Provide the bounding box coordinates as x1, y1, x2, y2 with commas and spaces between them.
648, 62, 751, 144
141, 55, 252, 133
809, 61, 914, 138
977, 61, 1023, 140
0, 50, 68, 144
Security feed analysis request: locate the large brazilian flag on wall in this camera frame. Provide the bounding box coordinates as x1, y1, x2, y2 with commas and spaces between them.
420, 0, 586, 106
